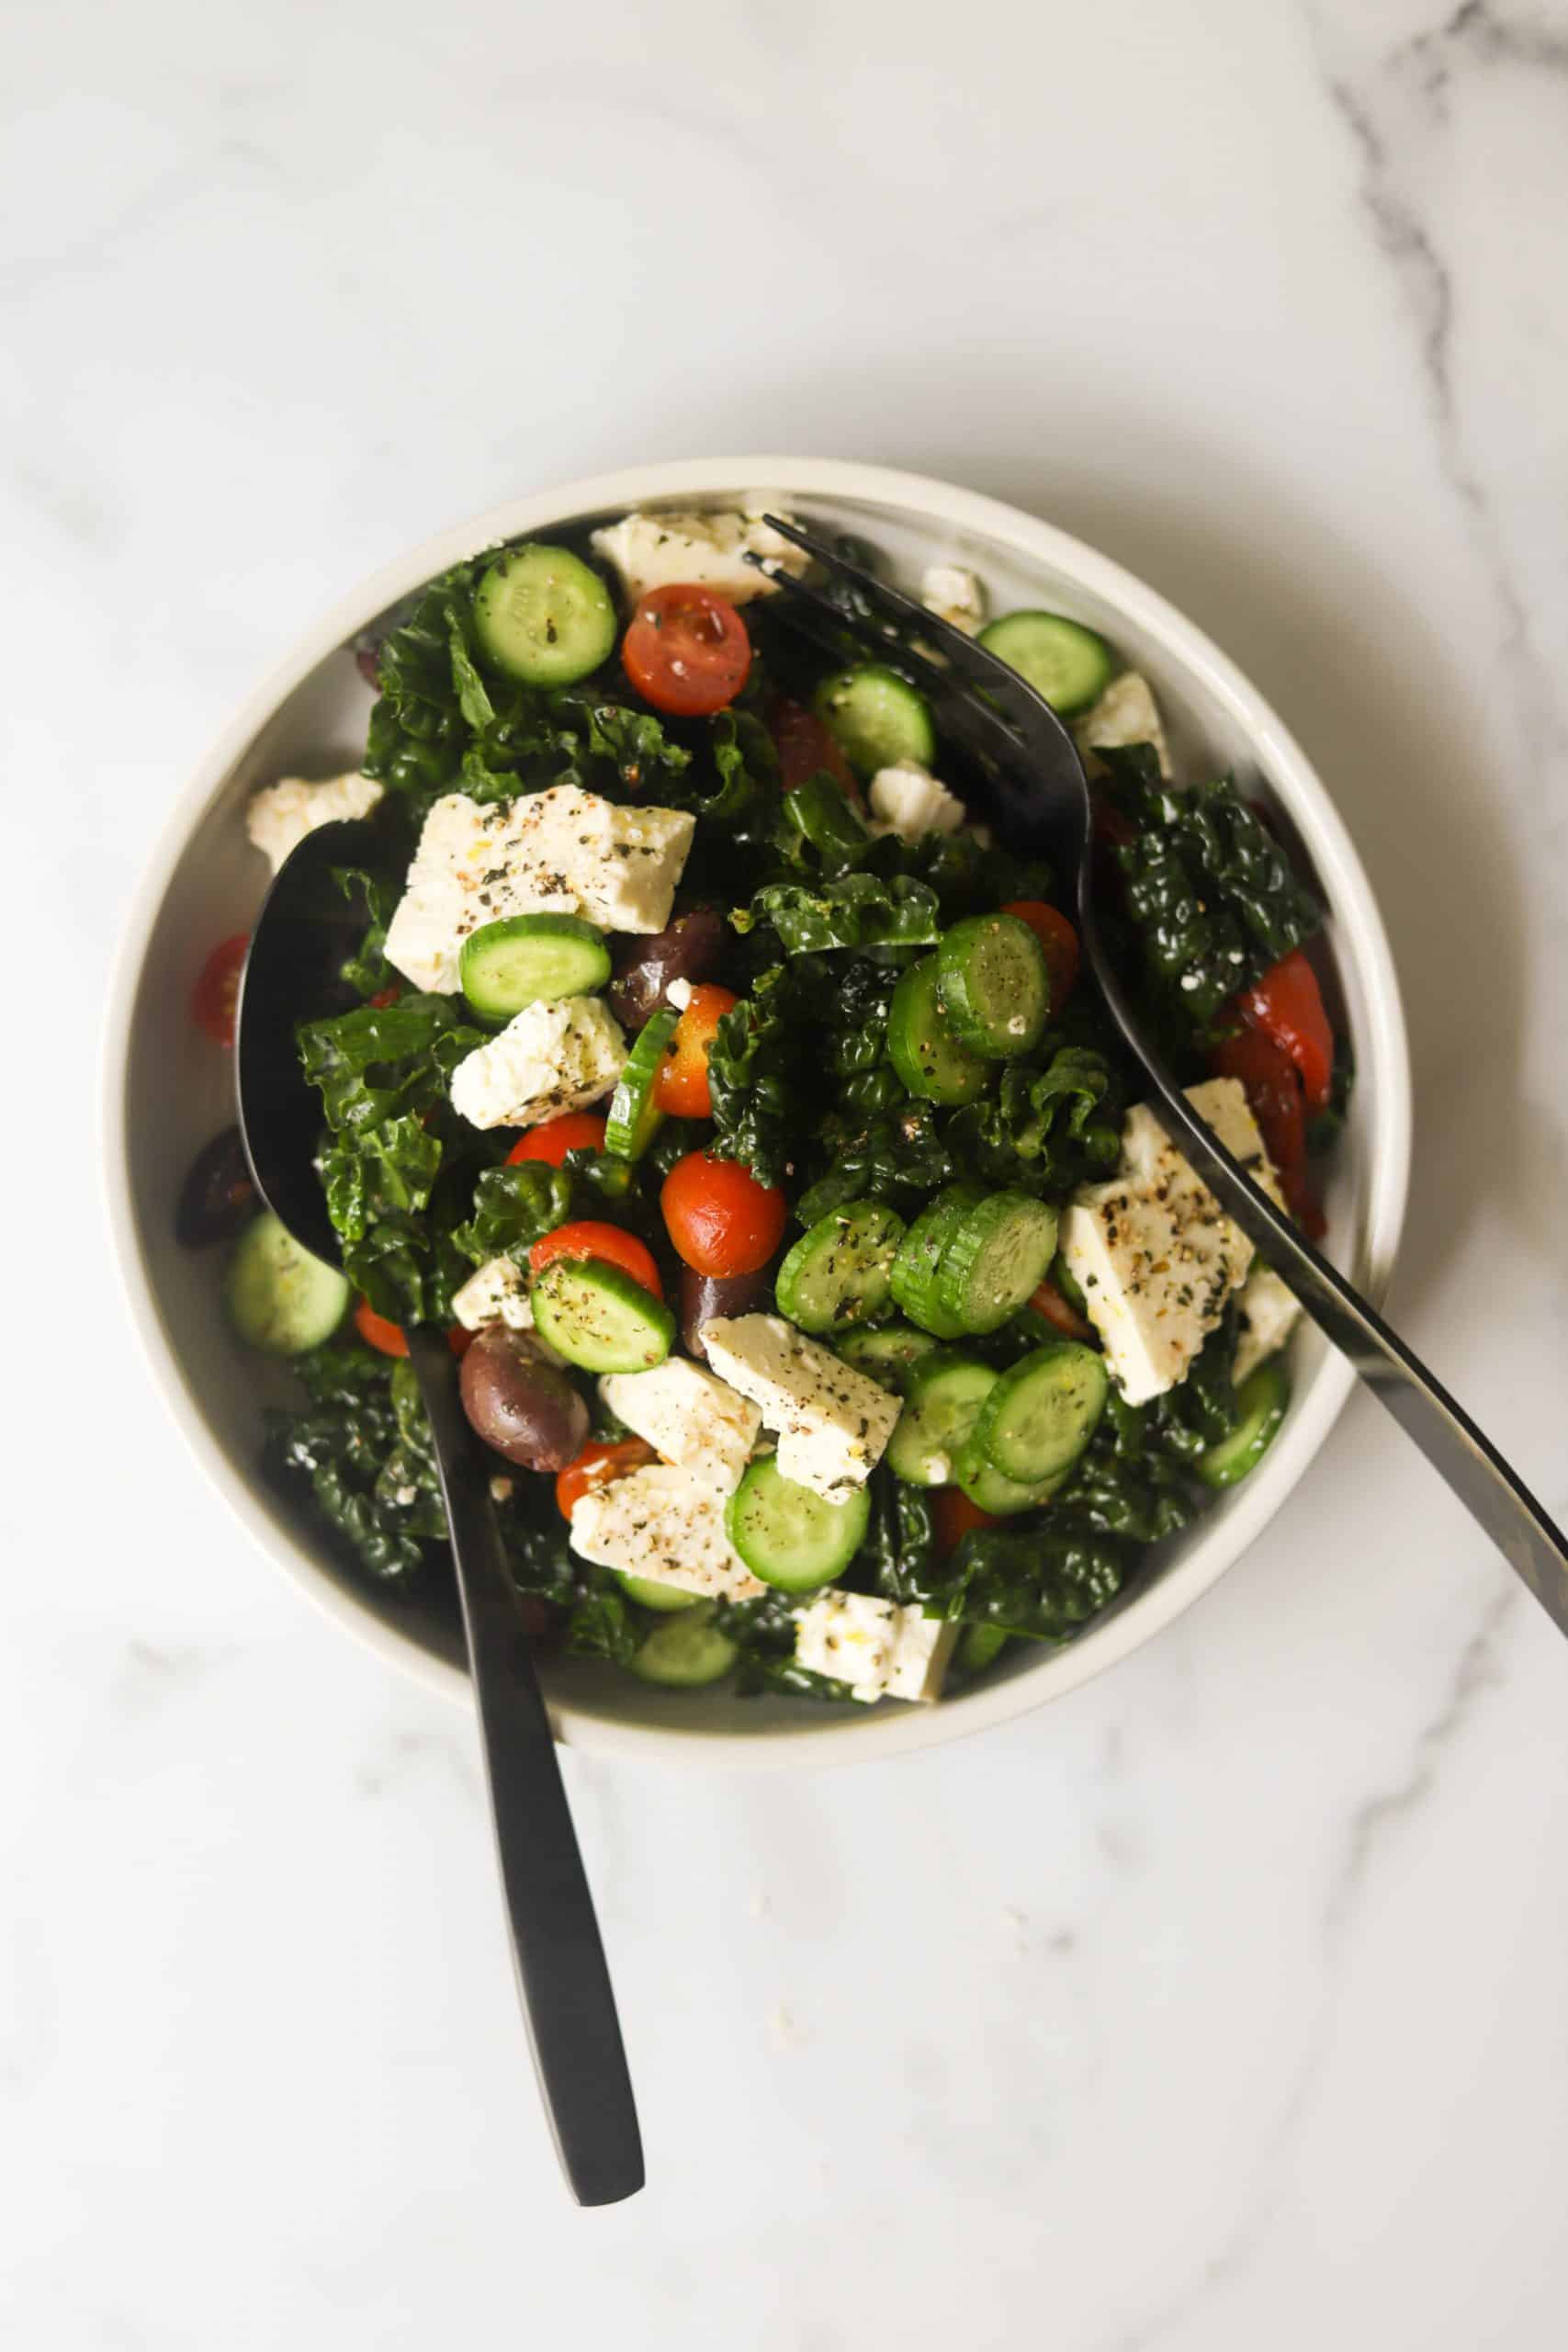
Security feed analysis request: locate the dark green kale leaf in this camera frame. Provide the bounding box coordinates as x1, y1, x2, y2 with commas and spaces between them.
363, 562, 483, 804
268, 1342, 442, 1582
948, 1518, 1129, 1639
333, 865, 404, 1001
771, 773, 874, 875
707, 965, 813, 1189
452, 1162, 574, 1269
737, 873, 942, 955
943, 1040, 1123, 1200
720, 1589, 857, 1702
863, 1472, 941, 1607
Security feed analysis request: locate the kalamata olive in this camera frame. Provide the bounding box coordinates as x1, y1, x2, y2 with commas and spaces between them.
609, 909, 728, 1032
680, 1263, 773, 1359
175, 1125, 257, 1248
458, 1327, 589, 1471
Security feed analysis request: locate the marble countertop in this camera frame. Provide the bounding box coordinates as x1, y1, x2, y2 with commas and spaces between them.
7, 1, 1568, 2343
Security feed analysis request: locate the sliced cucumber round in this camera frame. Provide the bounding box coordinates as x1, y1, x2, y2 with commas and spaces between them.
972, 1341, 1109, 1485
889, 1184, 986, 1338
775, 1200, 906, 1335
887, 956, 987, 1105
936, 913, 1049, 1060
954, 1439, 1062, 1518
225, 1212, 350, 1357
1196, 1360, 1290, 1488
473, 543, 617, 686
978, 609, 1117, 716
935, 1192, 1059, 1335
604, 1006, 677, 1159
725, 1455, 869, 1592
886, 1351, 997, 1486
530, 1257, 674, 1374
834, 1322, 941, 1393
615, 1570, 699, 1613
814, 663, 936, 776
459, 913, 611, 1024
629, 1601, 738, 1687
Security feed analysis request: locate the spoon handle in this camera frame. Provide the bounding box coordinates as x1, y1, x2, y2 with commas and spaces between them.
406, 1326, 644, 2207
1082, 922, 1568, 1628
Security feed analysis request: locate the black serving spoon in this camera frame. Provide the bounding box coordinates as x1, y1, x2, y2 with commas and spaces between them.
753, 518, 1568, 1631
235, 820, 643, 2208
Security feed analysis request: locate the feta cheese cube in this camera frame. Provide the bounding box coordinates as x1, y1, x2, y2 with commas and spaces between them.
1233, 1267, 1302, 1386
866, 762, 968, 842
919, 562, 987, 635
245, 770, 384, 872
449, 996, 625, 1132
568, 1463, 764, 1602
1072, 671, 1172, 780
382, 786, 695, 993
1059, 1079, 1281, 1406
599, 1357, 761, 1495
451, 1255, 534, 1332
793, 1589, 957, 1704
589, 504, 810, 607
698, 1315, 900, 1500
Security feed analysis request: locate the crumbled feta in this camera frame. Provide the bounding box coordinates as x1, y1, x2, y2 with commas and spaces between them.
1072, 671, 1172, 780
794, 1589, 957, 1704
449, 997, 625, 1132
382, 786, 695, 992
698, 1315, 900, 1501
490, 1476, 514, 1504
665, 976, 694, 1012
866, 762, 967, 842
919, 563, 987, 635
1059, 1078, 1281, 1406
599, 1357, 761, 1495
245, 770, 384, 873
568, 1462, 764, 1601
589, 504, 810, 606
1233, 1266, 1302, 1386
451, 1255, 535, 1331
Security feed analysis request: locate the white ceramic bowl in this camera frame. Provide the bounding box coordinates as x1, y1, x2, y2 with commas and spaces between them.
104, 458, 1410, 1769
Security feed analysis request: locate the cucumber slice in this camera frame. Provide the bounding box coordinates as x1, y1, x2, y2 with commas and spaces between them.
954, 1439, 1062, 1517
886, 1351, 997, 1486
1195, 1360, 1290, 1488
977, 610, 1117, 716
725, 1455, 870, 1592
936, 913, 1049, 1060
629, 1601, 739, 1687
531, 1258, 674, 1374
1049, 1250, 1089, 1317
459, 913, 611, 1023
473, 543, 617, 686
957, 1623, 1010, 1675
887, 956, 987, 1105
814, 663, 936, 775
614, 1571, 699, 1613
935, 1192, 1059, 1334
889, 1184, 986, 1338
972, 1341, 1109, 1484
775, 1200, 907, 1335
834, 1322, 941, 1393
604, 1007, 678, 1159
224, 1212, 350, 1357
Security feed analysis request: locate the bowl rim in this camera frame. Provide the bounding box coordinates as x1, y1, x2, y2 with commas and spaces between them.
102, 455, 1411, 1770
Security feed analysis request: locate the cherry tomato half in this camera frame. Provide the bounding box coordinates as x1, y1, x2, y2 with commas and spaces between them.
1003, 900, 1080, 1011
1235, 948, 1334, 1116
555, 1436, 657, 1522
529, 1219, 663, 1299
191, 933, 250, 1049
507, 1112, 608, 1169
355, 1300, 410, 1358
623, 583, 750, 718
653, 984, 739, 1120
660, 1150, 788, 1276
770, 695, 855, 794
932, 1488, 998, 1555
1209, 1027, 1324, 1233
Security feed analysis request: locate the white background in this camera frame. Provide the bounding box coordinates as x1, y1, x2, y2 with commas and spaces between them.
6, 2, 1568, 2345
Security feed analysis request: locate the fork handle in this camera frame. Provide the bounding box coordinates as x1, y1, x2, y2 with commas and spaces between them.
1085, 944, 1568, 1629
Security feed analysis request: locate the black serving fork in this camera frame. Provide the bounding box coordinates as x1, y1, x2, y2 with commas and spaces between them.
751, 516, 1568, 1631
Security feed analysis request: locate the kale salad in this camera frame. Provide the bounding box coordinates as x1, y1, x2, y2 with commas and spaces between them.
181, 503, 1348, 1708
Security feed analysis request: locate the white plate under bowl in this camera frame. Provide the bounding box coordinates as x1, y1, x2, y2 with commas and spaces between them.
103, 458, 1410, 1770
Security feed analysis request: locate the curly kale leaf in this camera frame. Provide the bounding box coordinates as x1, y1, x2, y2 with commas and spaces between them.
452, 1162, 574, 1269
771, 773, 874, 876
719, 1589, 857, 1702
864, 1473, 941, 1607
943, 1041, 1123, 1199
948, 1519, 1129, 1639
330, 865, 405, 1000
269, 1343, 442, 1582
1102, 748, 1322, 1024
738, 872, 942, 955
363, 562, 483, 803
707, 966, 812, 1189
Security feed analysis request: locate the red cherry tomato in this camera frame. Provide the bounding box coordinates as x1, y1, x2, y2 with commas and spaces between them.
932, 1488, 998, 1555
1234, 948, 1335, 1115
447, 1325, 475, 1360
355, 1300, 410, 1358
653, 984, 739, 1120
555, 1436, 657, 1522
507, 1113, 608, 1169
529, 1219, 663, 1299
623, 584, 750, 718
1003, 900, 1080, 1011
660, 1150, 788, 1276
368, 984, 402, 1010
770, 695, 855, 794
191, 933, 250, 1049
1209, 1027, 1323, 1232
1028, 1277, 1095, 1344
